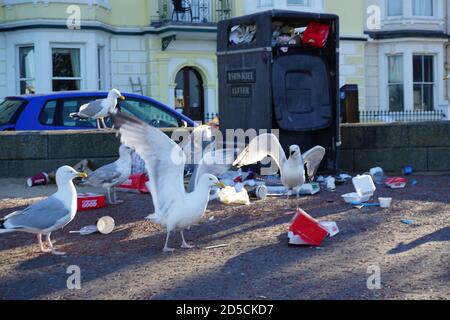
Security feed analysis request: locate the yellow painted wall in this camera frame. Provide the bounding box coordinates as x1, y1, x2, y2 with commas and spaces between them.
324, 0, 364, 36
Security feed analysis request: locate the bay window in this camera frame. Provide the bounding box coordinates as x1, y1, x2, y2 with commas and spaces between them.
413, 55, 434, 111
412, 0, 433, 16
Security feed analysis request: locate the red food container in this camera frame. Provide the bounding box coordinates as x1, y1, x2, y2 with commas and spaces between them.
289, 209, 328, 246
77, 193, 106, 212
303, 21, 330, 48
385, 177, 408, 189
117, 174, 150, 194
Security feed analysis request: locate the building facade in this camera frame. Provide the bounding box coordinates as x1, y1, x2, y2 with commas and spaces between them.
364, 0, 449, 118
1, 0, 446, 123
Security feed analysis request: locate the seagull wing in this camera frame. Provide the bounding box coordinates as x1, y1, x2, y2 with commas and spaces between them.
112, 113, 186, 215
86, 162, 123, 186
78, 99, 106, 118
302, 146, 326, 180
3, 196, 71, 232
187, 146, 236, 192
233, 133, 287, 170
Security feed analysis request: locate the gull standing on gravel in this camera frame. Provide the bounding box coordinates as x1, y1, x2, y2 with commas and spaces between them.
70, 89, 125, 129
113, 113, 225, 253
233, 133, 326, 196
83, 145, 133, 205
0, 166, 87, 255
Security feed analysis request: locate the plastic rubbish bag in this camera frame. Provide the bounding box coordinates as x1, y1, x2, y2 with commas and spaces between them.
218, 186, 251, 206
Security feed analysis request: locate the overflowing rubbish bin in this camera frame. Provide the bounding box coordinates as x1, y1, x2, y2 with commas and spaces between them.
217, 10, 340, 172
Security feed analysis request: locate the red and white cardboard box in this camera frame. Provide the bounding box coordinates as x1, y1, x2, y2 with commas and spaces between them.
77, 193, 106, 212
288, 209, 329, 246
117, 174, 150, 194
385, 177, 408, 189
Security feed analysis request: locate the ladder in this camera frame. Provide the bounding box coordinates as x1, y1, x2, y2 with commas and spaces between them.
129, 77, 144, 95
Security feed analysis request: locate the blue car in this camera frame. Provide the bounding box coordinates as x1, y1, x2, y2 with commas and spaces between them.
0, 91, 197, 131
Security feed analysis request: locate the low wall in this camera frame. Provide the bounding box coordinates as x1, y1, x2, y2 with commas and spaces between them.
0, 122, 449, 177
340, 122, 450, 173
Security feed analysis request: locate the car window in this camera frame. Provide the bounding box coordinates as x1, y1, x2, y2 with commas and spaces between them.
61, 99, 97, 128
0, 99, 26, 126
118, 98, 181, 128
39, 100, 57, 125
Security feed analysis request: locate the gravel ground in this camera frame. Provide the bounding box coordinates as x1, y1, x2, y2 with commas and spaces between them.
0, 175, 449, 300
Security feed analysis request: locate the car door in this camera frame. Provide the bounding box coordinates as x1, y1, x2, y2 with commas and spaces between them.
53, 98, 98, 130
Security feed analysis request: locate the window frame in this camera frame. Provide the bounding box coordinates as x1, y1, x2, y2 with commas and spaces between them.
412, 54, 435, 111
17, 45, 36, 95
50, 44, 84, 92
387, 54, 405, 112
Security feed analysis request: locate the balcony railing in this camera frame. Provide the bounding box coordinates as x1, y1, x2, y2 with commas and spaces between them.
157, 0, 232, 25
359, 110, 447, 124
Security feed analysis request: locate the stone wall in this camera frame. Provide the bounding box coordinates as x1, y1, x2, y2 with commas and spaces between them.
1, 122, 449, 177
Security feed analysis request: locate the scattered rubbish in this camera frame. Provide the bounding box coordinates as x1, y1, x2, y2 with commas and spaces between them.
342, 192, 372, 204
27, 172, 50, 187
401, 165, 414, 176
209, 216, 215, 222
288, 209, 329, 246
218, 186, 251, 205
351, 202, 380, 210
385, 177, 408, 189
370, 167, 387, 185
70, 216, 115, 235
117, 173, 150, 194
77, 193, 106, 212
229, 24, 257, 45
302, 21, 330, 48
320, 221, 340, 237
247, 184, 269, 200
411, 180, 418, 186
325, 176, 336, 191
266, 183, 320, 197
401, 219, 416, 225
379, 197, 393, 209
204, 244, 230, 250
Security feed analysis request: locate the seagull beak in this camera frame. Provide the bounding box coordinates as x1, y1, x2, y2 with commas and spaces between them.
118, 96, 125, 100
77, 172, 88, 179
215, 182, 226, 189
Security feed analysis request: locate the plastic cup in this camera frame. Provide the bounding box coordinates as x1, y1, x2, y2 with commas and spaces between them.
379, 197, 393, 208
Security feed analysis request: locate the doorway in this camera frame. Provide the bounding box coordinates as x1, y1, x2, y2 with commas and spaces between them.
175, 67, 205, 122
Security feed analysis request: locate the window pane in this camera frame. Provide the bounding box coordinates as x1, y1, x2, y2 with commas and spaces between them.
413, 84, 422, 110
388, 0, 403, 16
52, 48, 80, 78
61, 100, 96, 127
39, 101, 57, 125
52, 80, 80, 92
423, 55, 433, 82
413, 55, 423, 83
19, 47, 35, 79
287, 0, 308, 5
118, 99, 180, 128
389, 84, 404, 111
413, 0, 433, 16
388, 55, 403, 83
0, 99, 25, 126
422, 84, 434, 111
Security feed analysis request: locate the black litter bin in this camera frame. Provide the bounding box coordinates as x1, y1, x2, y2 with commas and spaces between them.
217, 10, 340, 172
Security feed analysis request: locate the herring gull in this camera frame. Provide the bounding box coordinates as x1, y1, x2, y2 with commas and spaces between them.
83, 145, 133, 204
0, 166, 87, 255
70, 89, 125, 129
233, 133, 326, 196
112, 113, 225, 253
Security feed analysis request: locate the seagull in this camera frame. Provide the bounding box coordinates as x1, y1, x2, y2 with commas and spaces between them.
112, 113, 225, 253
83, 144, 133, 204
0, 166, 87, 255
70, 89, 125, 129
233, 133, 326, 197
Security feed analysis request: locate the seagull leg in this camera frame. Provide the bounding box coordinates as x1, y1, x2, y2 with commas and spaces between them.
96, 118, 102, 129
163, 231, 175, 253
113, 188, 124, 204
46, 234, 66, 256
101, 118, 107, 129
37, 234, 51, 253
295, 186, 301, 210
180, 230, 195, 249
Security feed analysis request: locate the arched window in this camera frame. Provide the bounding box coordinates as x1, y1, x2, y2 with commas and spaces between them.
175, 67, 205, 122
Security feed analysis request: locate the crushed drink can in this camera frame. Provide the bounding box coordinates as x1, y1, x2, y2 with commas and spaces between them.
27, 172, 49, 187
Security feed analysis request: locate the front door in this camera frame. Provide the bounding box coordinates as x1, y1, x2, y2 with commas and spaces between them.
175, 67, 205, 123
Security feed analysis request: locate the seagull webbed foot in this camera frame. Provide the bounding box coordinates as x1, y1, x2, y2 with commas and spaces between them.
51, 250, 67, 256
163, 246, 176, 253
181, 242, 195, 249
